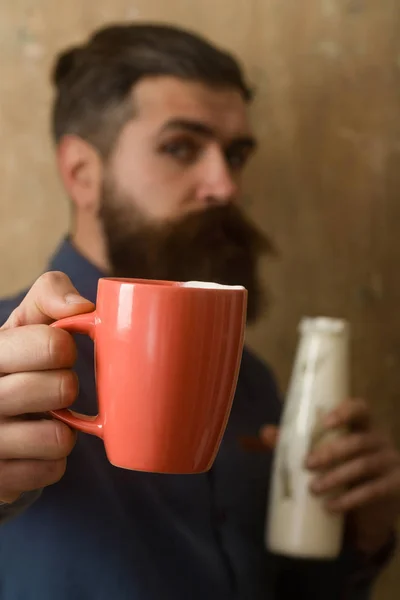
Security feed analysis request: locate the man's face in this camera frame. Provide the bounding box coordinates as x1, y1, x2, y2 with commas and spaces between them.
108, 76, 256, 220
100, 76, 272, 322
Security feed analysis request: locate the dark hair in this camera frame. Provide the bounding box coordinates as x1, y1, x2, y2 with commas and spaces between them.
51, 23, 253, 157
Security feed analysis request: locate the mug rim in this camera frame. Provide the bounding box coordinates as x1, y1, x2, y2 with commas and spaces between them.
99, 277, 247, 292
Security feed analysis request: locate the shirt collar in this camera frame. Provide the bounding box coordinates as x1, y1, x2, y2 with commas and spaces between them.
48, 238, 105, 304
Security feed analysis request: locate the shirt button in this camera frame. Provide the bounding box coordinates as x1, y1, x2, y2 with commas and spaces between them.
216, 508, 227, 523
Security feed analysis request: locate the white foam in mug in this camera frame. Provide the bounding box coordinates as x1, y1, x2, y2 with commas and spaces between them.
181, 281, 245, 290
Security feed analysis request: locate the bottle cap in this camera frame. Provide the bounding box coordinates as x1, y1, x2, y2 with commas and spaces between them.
300, 317, 349, 335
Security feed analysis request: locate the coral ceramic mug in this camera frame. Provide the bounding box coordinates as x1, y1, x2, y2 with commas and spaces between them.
50, 278, 247, 474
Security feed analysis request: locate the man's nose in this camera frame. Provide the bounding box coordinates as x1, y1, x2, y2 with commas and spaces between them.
196, 149, 239, 206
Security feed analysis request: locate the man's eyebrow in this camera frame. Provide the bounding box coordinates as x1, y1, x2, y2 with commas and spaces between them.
159, 118, 257, 148
160, 118, 215, 137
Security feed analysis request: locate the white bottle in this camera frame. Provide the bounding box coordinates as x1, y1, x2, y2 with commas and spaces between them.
266, 317, 350, 560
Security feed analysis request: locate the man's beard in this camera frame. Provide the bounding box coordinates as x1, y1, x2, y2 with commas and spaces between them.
99, 186, 274, 323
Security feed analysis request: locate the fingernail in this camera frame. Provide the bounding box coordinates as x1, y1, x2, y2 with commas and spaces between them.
325, 500, 340, 513
65, 293, 92, 305
310, 481, 320, 494
325, 414, 339, 428
310, 480, 322, 494
306, 456, 318, 468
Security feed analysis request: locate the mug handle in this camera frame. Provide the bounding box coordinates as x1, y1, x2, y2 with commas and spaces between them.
49, 312, 104, 439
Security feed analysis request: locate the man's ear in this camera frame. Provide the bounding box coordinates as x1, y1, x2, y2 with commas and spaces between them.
56, 135, 103, 212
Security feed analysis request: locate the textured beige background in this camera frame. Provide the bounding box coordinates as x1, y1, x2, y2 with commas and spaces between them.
1, 1, 400, 597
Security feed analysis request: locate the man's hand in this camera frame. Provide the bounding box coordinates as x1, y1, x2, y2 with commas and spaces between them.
261, 399, 400, 555
0, 271, 94, 503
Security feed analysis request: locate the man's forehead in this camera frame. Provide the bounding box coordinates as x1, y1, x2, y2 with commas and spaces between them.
132, 76, 253, 138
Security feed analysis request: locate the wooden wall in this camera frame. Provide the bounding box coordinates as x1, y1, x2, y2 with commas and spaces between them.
1, 1, 399, 597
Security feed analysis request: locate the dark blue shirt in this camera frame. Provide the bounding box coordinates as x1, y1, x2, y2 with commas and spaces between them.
0, 240, 382, 599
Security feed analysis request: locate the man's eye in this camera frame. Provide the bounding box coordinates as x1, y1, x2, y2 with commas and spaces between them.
225, 150, 250, 171
162, 140, 200, 163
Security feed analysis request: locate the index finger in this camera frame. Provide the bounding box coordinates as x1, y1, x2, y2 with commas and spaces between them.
1, 271, 94, 329
325, 398, 372, 430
